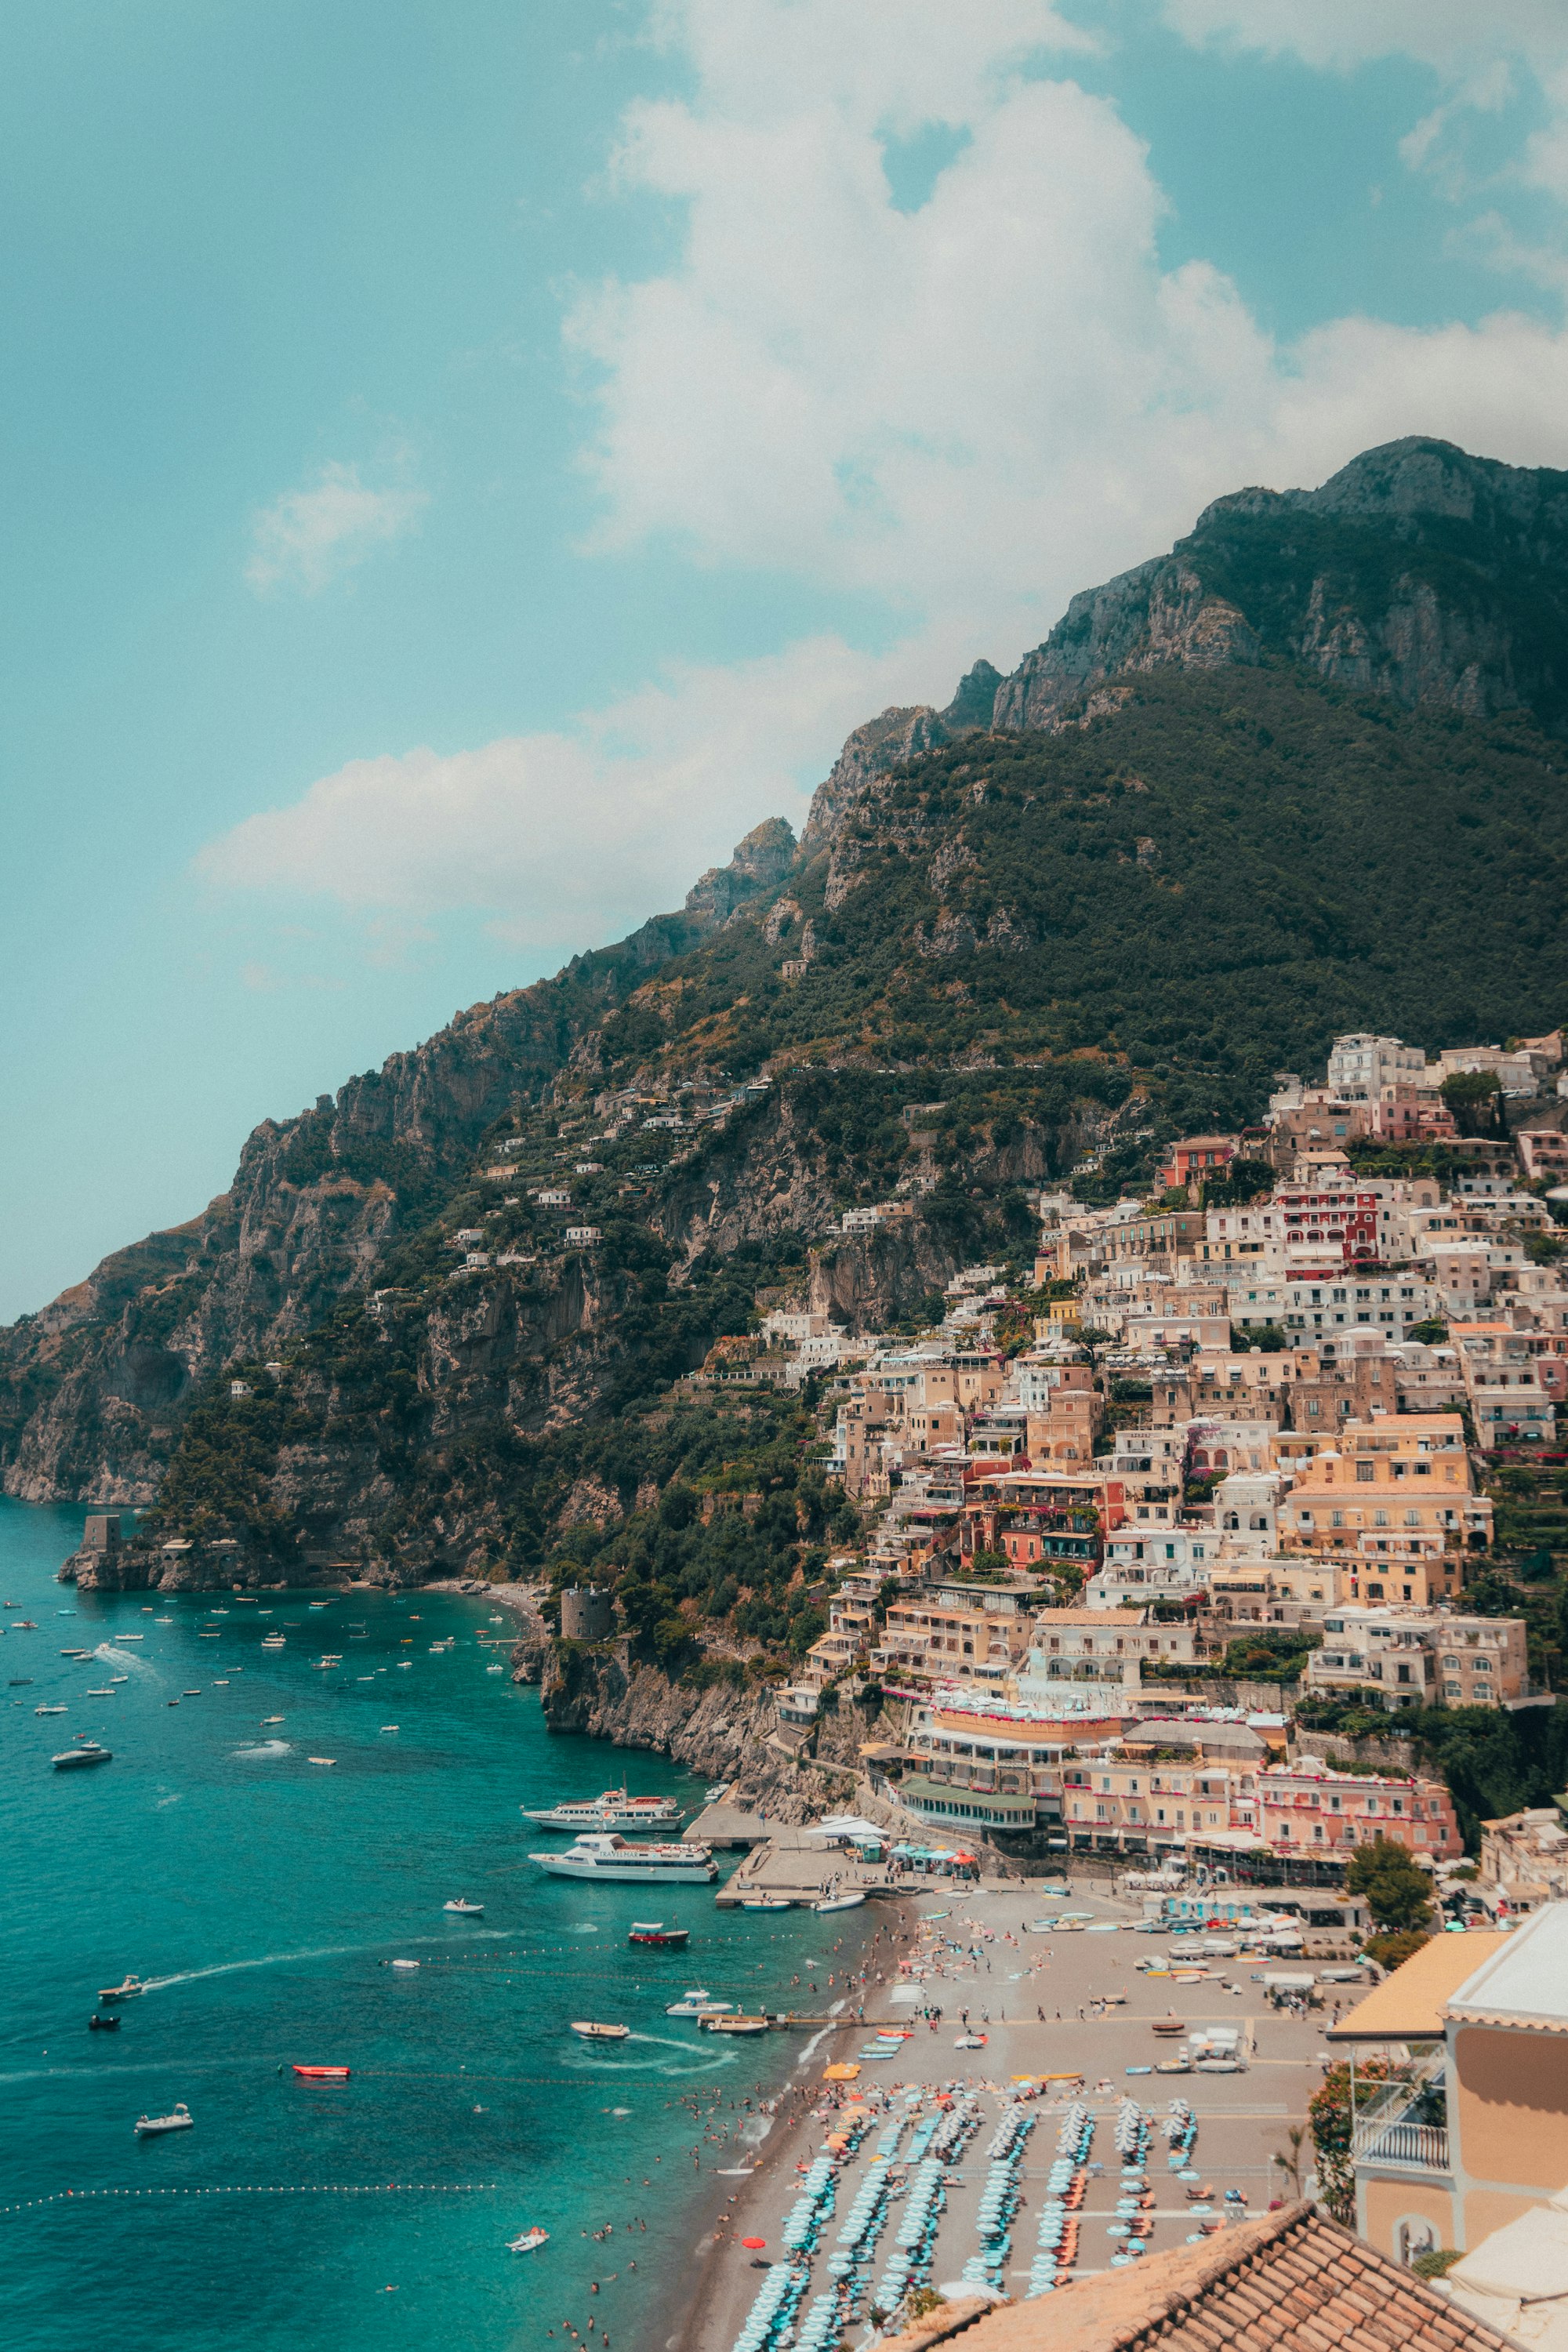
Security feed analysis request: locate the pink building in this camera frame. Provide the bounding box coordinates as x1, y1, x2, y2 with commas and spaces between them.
1255, 1755, 1461, 1861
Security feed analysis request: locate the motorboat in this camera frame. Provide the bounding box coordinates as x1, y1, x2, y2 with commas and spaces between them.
100, 1975, 146, 2002
521, 1788, 682, 1831
628, 1921, 688, 1948
507, 2227, 549, 2254
35, 1704, 67, 1716
739, 1895, 791, 1911
390, 1958, 420, 1970
135, 2103, 193, 2136
261, 1716, 285, 1725
444, 1898, 485, 1915
813, 1893, 864, 1914
53, 1742, 112, 1769
529, 1832, 716, 1885
570, 2020, 630, 2042
307, 1757, 336, 1766
666, 1990, 731, 2017
702, 2013, 771, 2036
85, 1688, 115, 1697
89, 2013, 121, 2031
292, 2064, 350, 2079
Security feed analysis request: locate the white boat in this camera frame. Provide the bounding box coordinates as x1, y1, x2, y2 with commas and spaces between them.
702, 2013, 771, 2036
529, 1832, 716, 1885
739, 1895, 791, 1911
53, 1742, 112, 1769
100, 1974, 146, 2001
813, 1892, 865, 1913
521, 1788, 682, 1831
666, 1990, 731, 2017
570, 2020, 630, 2042
35, 1704, 66, 1716
390, 1958, 420, 1970
444, 1898, 484, 1915
507, 2227, 549, 2254
135, 2103, 193, 2136
485, 1664, 504, 1674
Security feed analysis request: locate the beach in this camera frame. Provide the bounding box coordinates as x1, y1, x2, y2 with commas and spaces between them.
673, 1878, 1333, 2352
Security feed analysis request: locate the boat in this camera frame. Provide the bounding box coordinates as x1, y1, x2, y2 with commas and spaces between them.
507, 2227, 550, 2255
628, 1921, 689, 1948
89, 2013, 121, 2031
739, 1895, 791, 1911
521, 1788, 682, 1831
570, 2020, 630, 2042
379, 1724, 399, 1733
813, 1893, 865, 1914
390, 1958, 420, 1970
292, 2064, 351, 2079
528, 1832, 716, 1885
444, 1898, 485, 1915
85, 1688, 115, 1697
955, 2034, 989, 2049
307, 1757, 336, 1766
100, 1975, 146, 2002
666, 1990, 731, 2017
53, 1743, 112, 1769
702, 2013, 771, 2035
35, 1704, 67, 1716
704, 1784, 730, 1801
261, 1716, 285, 1725
1151, 2020, 1186, 2036
1154, 2057, 1192, 2074
135, 2103, 193, 2136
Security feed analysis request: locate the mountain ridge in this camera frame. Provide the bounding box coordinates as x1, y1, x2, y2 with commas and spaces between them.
6, 434, 1568, 1538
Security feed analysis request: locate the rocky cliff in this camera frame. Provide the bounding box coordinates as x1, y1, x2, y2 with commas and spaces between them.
8, 433, 1568, 1551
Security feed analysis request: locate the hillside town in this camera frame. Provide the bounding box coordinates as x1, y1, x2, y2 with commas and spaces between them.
668, 1029, 1568, 1903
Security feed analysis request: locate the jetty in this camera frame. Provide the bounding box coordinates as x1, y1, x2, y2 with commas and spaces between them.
711, 1827, 903, 1909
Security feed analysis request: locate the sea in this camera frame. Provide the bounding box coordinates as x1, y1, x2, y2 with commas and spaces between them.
0, 1499, 855, 2352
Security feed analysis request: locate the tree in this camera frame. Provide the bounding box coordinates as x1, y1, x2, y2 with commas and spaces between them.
1346, 1835, 1434, 1936
1409, 1318, 1449, 1345
1440, 1069, 1505, 1138
1308, 2058, 1399, 2224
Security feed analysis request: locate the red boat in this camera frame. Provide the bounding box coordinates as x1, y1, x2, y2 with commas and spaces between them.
292, 2065, 351, 2079
628, 1921, 689, 1949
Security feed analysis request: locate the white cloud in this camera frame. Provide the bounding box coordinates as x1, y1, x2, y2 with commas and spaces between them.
1152, 1, 1566, 79
245, 461, 428, 596
201, 0, 1568, 942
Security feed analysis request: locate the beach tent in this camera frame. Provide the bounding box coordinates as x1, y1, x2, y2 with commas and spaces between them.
808, 1815, 884, 1842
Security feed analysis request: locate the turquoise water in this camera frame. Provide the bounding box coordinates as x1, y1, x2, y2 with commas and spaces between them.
0, 1501, 847, 2351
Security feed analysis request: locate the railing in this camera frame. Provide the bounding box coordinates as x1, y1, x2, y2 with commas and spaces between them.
1353, 2118, 1450, 2172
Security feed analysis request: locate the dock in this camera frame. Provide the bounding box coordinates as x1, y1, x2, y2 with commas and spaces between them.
682, 1799, 775, 1850
711, 1827, 902, 1909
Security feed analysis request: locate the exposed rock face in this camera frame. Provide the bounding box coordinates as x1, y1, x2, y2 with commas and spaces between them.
684, 817, 797, 925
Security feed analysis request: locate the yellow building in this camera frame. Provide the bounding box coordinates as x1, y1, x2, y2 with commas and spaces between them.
1332, 1906, 1568, 2260
1276, 1414, 1490, 1601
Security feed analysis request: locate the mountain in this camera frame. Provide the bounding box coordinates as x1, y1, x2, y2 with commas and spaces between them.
6, 437, 1568, 1588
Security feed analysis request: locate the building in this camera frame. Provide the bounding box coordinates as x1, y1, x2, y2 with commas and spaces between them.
1276, 1415, 1489, 1591
1302, 1607, 1531, 1712
1332, 1906, 1568, 2259
1156, 1134, 1238, 1194
1477, 1808, 1568, 1918
1327, 1032, 1428, 1100
1255, 1752, 1461, 1859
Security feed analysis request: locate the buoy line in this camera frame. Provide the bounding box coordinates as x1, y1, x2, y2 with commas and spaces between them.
1, 2182, 499, 2217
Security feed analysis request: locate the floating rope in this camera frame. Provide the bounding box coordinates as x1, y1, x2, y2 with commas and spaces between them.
1, 2182, 500, 2217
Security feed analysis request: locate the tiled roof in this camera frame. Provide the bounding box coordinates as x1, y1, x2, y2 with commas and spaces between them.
895, 2203, 1518, 2352
1327, 1930, 1508, 2043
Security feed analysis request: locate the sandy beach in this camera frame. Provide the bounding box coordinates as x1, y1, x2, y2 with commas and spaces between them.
671, 1877, 1334, 2352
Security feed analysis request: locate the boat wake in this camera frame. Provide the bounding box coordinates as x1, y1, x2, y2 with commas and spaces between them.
564, 2030, 735, 2079
93, 1646, 154, 1673
230, 1739, 293, 1759
140, 1926, 517, 1994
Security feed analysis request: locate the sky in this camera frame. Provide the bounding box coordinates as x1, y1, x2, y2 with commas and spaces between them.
5, 0, 1568, 1319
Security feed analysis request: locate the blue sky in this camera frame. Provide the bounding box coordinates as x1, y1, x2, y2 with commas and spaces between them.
5, 0, 1568, 1319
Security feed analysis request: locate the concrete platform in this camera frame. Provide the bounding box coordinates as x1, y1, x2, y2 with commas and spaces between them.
683, 1799, 775, 1849
714, 1828, 902, 1908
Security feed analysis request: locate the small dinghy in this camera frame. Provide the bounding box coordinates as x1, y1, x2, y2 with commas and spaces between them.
507, 2227, 549, 2254
135, 2103, 193, 2136
292, 2064, 350, 2079
389, 1958, 420, 1970
739, 1895, 791, 1911
628, 1921, 688, 1948
443, 1898, 484, 1915
89, 2013, 121, 2031
570, 2020, 630, 2042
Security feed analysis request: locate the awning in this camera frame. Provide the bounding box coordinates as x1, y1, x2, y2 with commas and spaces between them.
1328, 1930, 1508, 2042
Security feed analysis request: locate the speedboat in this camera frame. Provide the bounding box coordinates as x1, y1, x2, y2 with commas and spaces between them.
813, 1893, 864, 1914
292, 2064, 350, 2080
100, 1974, 146, 2001
35, 1704, 67, 1716
521, 1788, 682, 1831
702, 2014, 771, 2036
390, 1958, 420, 1970
507, 2227, 549, 2254
53, 1742, 112, 1769
570, 2020, 630, 2042
135, 2103, 193, 2135
666, 1989, 731, 2017
529, 1832, 715, 1884
444, 1898, 485, 1915
307, 1757, 336, 1766
628, 1921, 688, 1948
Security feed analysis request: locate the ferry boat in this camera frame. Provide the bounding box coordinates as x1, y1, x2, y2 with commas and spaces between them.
53, 1742, 112, 1769
528, 1831, 716, 1885
521, 1788, 682, 1832
628, 1921, 688, 1948
135, 2103, 193, 2136
569, 2020, 630, 2042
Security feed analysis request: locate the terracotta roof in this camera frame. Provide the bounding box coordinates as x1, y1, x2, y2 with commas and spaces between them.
907, 2202, 1518, 2352
1327, 1932, 1507, 2043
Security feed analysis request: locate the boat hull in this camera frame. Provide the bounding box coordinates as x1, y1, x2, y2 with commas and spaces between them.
53, 1746, 112, 1769
531, 1853, 715, 1883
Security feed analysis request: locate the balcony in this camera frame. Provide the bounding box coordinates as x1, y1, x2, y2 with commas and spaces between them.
1353, 2118, 1450, 2172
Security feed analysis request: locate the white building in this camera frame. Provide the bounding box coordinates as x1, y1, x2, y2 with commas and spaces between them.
1327, 1033, 1427, 1101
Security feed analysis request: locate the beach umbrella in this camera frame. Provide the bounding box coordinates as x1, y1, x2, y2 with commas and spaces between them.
741, 2237, 767, 2249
